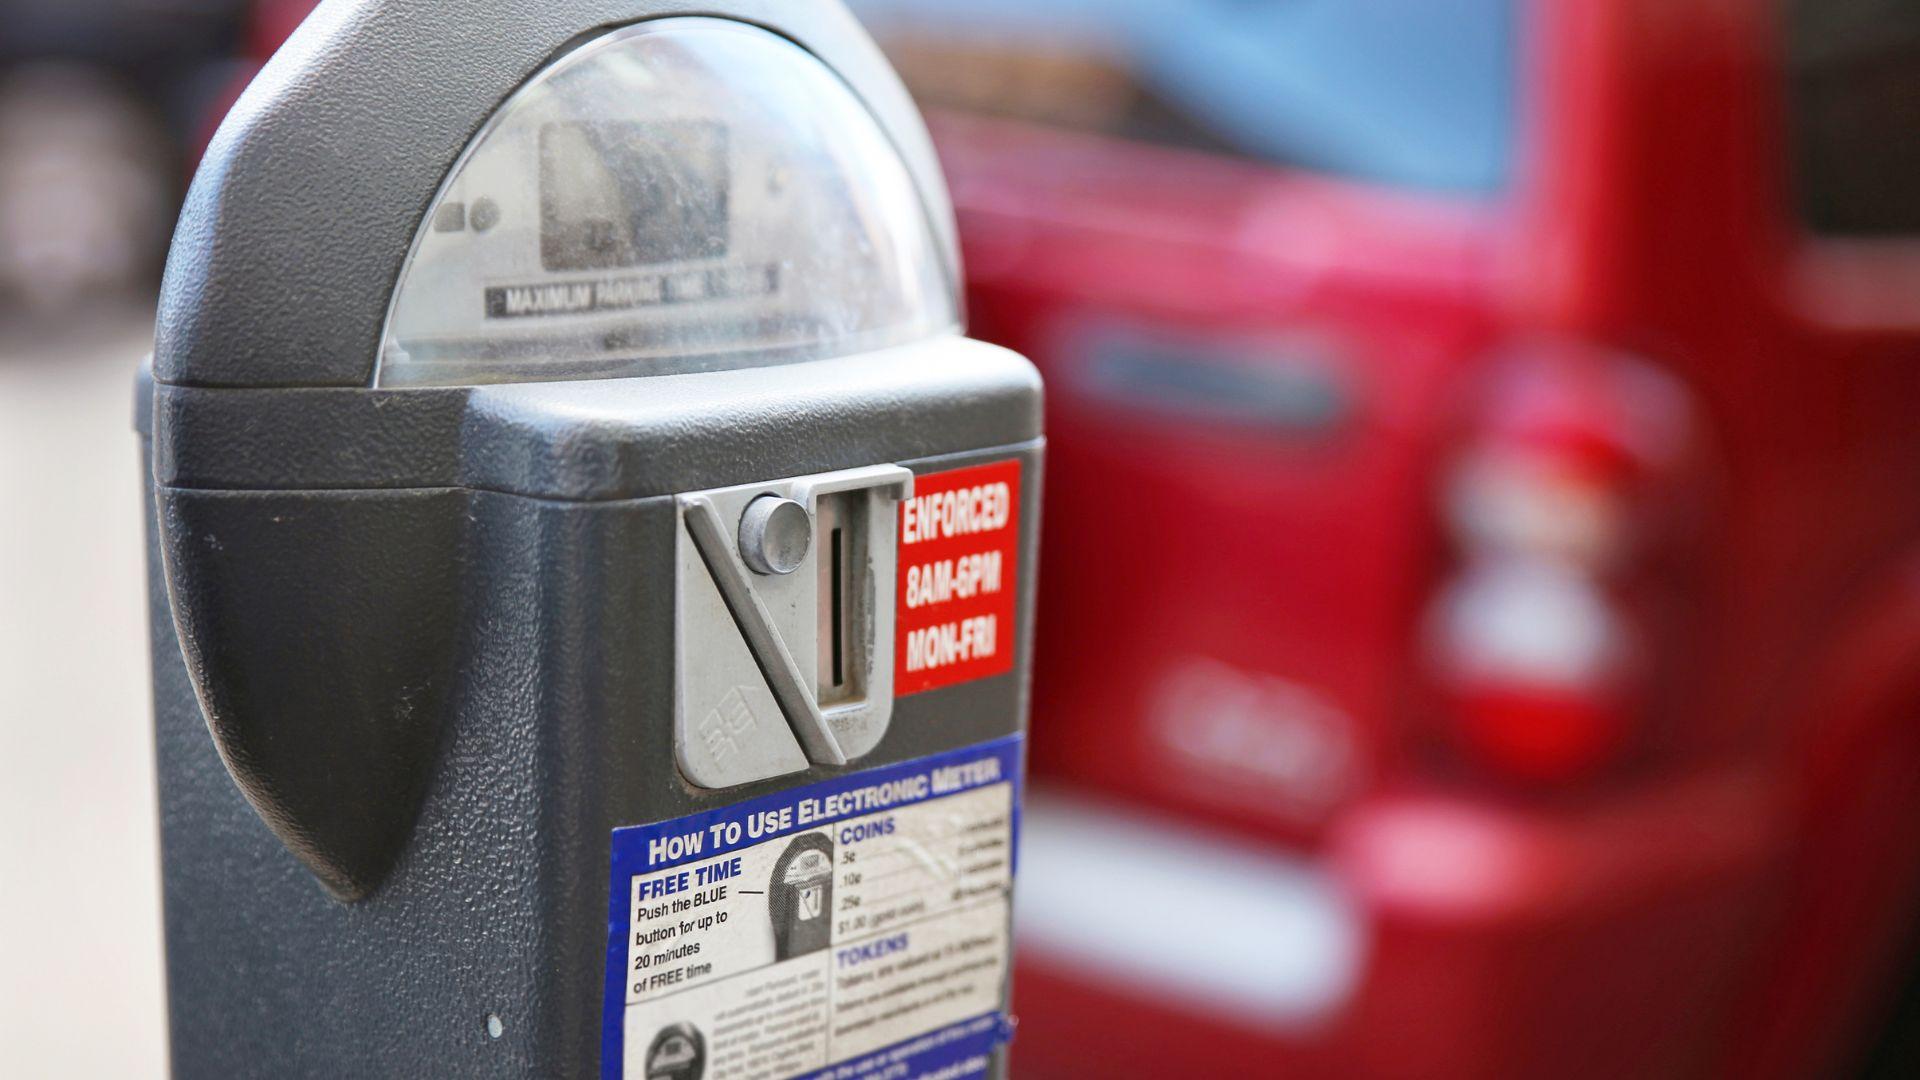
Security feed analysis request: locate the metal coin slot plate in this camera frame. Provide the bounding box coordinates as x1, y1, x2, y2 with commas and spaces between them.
675, 465, 913, 788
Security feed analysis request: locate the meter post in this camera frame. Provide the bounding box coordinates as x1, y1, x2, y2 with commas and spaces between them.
136, 2, 1040, 1076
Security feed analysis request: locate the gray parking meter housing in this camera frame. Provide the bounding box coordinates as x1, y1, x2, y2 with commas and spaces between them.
138, 2, 1040, 1076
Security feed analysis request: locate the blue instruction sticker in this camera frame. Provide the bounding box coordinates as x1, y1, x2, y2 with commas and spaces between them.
603, 736, 1022, 1080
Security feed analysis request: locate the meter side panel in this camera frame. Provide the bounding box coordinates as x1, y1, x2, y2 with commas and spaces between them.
144, 442, 1038, 1079
145, 478, 683, 1077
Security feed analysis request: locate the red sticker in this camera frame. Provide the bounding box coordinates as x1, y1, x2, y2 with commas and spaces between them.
895, 460, 1021, 695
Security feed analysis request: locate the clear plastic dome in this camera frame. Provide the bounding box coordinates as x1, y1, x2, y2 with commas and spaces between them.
376, 18, 957, 387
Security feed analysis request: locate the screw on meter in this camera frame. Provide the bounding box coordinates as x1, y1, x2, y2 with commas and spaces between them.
137, 4, 1039, 1079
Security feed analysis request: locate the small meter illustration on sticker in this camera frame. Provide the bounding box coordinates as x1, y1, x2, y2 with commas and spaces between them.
771, 835, 835, 960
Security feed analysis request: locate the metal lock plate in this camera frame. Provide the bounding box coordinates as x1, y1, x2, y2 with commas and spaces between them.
674, 464, 913, 788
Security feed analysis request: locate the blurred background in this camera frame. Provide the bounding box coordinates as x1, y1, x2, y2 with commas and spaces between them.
7, 0, 1920, 1075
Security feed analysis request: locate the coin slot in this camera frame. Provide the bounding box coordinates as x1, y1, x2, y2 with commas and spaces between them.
830, 527, 845, 689
816, 492, 866, 709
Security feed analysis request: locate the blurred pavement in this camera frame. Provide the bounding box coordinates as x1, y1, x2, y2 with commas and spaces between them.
0, 303, 167, 1076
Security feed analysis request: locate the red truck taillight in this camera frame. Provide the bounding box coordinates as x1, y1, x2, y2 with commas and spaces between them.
1421, 347, 1696, 785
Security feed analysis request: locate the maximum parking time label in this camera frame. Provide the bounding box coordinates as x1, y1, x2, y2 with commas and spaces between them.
602, 737, 1022, 1080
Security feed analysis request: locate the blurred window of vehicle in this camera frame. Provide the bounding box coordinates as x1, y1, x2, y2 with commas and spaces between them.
848, 0, 1516, 195
1786, 0, 1920, 235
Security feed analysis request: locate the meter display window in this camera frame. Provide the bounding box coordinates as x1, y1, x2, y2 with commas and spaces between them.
538, 120, 731, 271
379, 18, 958, 387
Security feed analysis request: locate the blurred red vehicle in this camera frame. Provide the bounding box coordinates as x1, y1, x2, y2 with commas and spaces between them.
230, 0, 1920, 1075
851, 0, 1920, 1076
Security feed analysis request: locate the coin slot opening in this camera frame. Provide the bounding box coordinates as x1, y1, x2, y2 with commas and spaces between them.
830, 527, 845, 689
816, 493, 866, 708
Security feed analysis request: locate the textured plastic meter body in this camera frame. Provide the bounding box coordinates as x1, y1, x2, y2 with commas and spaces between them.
136, 2, 1040, 1077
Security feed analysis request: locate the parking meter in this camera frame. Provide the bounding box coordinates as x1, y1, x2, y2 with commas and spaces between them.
135, 3, 1040, 1077
770, 835, 836, 960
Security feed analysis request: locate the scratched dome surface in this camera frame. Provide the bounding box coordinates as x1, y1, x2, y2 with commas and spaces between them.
378, 17, 956, 387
